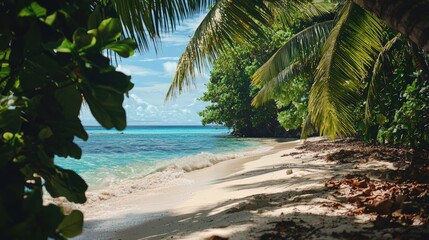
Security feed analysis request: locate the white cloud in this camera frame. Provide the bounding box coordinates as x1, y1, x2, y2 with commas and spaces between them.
175, 13, 206, 32
116, 65, 161, 76
139, 57, 180, 62
186, 98, 199, 107
159, 34, 191, 45
163, 61, 178, 76
79, 13, 212, 126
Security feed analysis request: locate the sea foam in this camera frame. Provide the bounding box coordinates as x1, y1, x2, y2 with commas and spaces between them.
46, 144, 273, 211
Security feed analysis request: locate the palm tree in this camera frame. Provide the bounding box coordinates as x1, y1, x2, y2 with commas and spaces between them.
307, 2, 384, 138
165, 0, 429, 138
165, 0, 333, 98
352, 0, 429, 52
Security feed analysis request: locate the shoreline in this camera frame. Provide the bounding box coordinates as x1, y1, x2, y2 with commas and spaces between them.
73, 137, 428, 239
74, 138, 302, 239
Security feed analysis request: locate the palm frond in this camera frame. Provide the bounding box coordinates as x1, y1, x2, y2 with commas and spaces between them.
301, 112, 316, 138
165, 0, 272, 100
308, 2, 384, 138
365, 34, 401, 122
252, 20, 335, 106
112, 0, 216, 51
267, 0, 336, 27
253, 61, 306, 106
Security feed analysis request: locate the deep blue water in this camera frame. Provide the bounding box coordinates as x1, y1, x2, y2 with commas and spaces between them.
57, 126, 262, 188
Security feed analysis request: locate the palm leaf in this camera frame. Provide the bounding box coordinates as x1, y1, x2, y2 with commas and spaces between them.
253, 61, 308, 106
365, 34, 401, 122
112, 0, 216, 51
308, 2, 384, 138
165, 0, 337, 100
301, 112, 316, 138
267, 0, 335, 27
165, 0, 272, 99
252, 20, 335, 106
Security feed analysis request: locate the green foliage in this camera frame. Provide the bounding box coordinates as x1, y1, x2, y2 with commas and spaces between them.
275, 76, 311, 131
252, 9, 336, 136
353, 32, 429, 149
308, 2, 384, 138
252, 20, 334, 106
171, 0, 428, 148
199, 40, 284, 137
377, 77, 429, 148
0, 0, 136, 238
166, 0, 334, 99
166, 0, 273, 99
199, 10, 328, 137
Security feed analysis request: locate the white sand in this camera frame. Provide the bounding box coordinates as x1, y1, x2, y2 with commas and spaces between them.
73, 137, 395, 240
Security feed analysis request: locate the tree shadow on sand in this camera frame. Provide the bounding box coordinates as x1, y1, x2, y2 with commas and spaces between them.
82, 139, 428, 239
83, 189, 428, 239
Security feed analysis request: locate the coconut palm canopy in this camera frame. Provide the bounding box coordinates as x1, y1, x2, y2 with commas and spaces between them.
164, 0, 429, 138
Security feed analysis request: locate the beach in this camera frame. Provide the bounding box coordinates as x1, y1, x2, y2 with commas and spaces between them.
68, 136, 429, 240
74, 138, 300, 239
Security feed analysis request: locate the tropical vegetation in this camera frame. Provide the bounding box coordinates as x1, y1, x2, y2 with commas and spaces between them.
199, 29, 298, 137
198, 45, 284, 137
1, 0, 428, 239
168, 0, 429, 148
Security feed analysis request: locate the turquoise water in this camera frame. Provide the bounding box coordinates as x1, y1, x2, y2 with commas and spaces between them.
57, 126, 263, 188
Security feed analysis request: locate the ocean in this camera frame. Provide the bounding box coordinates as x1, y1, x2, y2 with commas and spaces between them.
57, 125, 268, 190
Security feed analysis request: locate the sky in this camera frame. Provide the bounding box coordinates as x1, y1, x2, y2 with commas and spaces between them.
80, 13, 210, 126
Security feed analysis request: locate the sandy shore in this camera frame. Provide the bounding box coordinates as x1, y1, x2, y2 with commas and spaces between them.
74, 137, 405, 240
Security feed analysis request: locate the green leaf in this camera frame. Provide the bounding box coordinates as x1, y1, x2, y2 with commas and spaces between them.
79, 69, 133, 130
38, 127, 53, 140
166, 0, 272, 99
44, 12, 57, 26
47, 120, 88, 141
44, 166, 88, 203
57, 210, 83, 238
19, 52, 69, 90
83, 86, 127, 130
36, 144, 54, 167
3, 132, 14, 141
365, 34, 401, 122
45, 138, 83, 159
56, 38, 73, 53
308, 2, 384, 138
19, 2, 47, 17
73, 28, 96, 52
97, 18, 121, 43
40, 204, 64, 235
64, 142, 82, 159
55, 84, 82, 120
252, 21, 335, 106
0, 109, 21, 133
98, 71, 134, 92
376, 113, 388, 125
105, 38, 137, 57
0, 65, 10, 80
83, 53, 111, 70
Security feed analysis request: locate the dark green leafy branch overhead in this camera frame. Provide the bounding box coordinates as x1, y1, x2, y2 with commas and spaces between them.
0, 1, 138, 238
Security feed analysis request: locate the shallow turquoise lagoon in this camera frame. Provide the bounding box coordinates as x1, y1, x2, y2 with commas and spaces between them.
57, 126, 264, 188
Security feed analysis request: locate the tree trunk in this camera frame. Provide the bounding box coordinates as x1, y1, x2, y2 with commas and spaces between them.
353, 0, 429, 52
